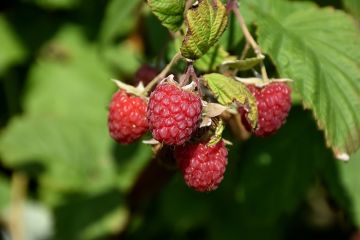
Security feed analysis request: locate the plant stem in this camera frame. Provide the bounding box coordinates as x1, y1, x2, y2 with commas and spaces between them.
144, 52, 182, 95
240, 41, 250, 60
188, 65, 203, 96
9, 172, 28, 240
185, 0, 194, 15
229, 0, 269, 83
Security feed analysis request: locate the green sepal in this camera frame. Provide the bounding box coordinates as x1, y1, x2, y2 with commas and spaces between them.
208, 119, 225, 147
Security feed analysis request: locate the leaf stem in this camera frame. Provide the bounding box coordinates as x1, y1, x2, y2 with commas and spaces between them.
144, 52, 183, 95
228, 0, 269, 83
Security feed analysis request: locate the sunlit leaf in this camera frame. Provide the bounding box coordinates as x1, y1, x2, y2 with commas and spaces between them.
243, 0, 360, 155
148, 0, 185, 31
181, 0, 228, 60
203, 73, 257, 129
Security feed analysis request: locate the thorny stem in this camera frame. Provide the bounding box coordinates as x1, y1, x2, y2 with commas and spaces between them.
144, 52, 183, 94
228, 0, 270, 83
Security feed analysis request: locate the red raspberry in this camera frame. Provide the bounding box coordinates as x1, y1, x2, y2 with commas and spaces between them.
175, 140, 228, 192
241, 82, 291, 136
147, 83, 202, 145
108, 90, 148, 144
134, 64, 159, 86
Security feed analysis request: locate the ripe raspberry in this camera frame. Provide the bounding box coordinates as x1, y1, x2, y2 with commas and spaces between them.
147, 83, 202, 145
175, 140, 228, 192
241, 82, 291, 136
134, 64, 159, 86
108, 90, 148, 144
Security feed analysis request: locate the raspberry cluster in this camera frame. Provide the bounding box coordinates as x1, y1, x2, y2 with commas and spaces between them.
107, 66, 291, 192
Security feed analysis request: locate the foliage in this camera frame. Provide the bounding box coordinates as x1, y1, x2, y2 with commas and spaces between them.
0, 0, 359, 239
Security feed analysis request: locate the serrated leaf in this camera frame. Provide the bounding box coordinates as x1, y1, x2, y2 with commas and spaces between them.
194, 44, 230, 72
221, 55, 264, 71
148, 0, 185, 32
243, 0, 360, 155
203, 73, 257, 129
181, 0, 228, 60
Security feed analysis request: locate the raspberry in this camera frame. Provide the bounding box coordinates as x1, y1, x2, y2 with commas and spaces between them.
147, 83, 202, 145
175, 140, 228, 192
108, 90, 148, 144
134, 64, 159, 86
241, 82, 291, 136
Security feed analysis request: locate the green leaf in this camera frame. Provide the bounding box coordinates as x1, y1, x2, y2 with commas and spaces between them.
53, 190, 128, 239
243, 0, 360, 156
0, 25, 140, 191
102, 43, 142, 76
337, 150, 360, 226
194, 44, 230, 72
220, 55, 265, 71
203, 73, 257, 129
236, 108, 338, 235
181, 0, 228, 60
0, 16, 27, 75
0, 25, 152, 238
148, 0, 185, 32
0, 26, 116, 195
342, 0, 360, 19
100, 0, 141, 45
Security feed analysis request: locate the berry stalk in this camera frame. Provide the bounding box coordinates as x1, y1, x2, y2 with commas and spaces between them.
144, 52, 183, 95
227, 0, 269, 83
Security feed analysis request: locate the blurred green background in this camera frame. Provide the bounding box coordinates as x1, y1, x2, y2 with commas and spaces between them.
0, 0, 360, 239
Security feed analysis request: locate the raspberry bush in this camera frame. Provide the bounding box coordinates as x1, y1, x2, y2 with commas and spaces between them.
0, 0, 359, 239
